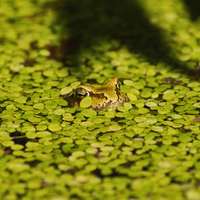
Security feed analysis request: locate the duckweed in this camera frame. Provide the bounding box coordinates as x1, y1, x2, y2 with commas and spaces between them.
1, 0, 200, 199
80, 96, 93, 108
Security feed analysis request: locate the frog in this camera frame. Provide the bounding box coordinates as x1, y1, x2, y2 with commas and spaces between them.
65, 77, 129, 111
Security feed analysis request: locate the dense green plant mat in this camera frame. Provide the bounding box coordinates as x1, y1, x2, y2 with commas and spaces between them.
1, 0, 200, 199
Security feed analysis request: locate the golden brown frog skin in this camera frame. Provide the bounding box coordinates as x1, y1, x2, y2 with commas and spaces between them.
66, 77, 129, 111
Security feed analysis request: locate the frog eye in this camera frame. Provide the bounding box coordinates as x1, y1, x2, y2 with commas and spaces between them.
76, 92, 89, 98
75, 88, 90, 101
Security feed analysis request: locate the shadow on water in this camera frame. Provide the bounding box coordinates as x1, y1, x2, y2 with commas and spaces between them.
182, 0, 200, 21
47, 0, 195, 73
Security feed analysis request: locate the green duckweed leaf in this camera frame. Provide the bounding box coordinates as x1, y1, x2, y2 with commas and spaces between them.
186, 190, 200, 200
26, 132, 36, 139
193, 103, 200, 108
2, 140, 14, 147
44, 101, 57, 109
123, 80, 134, 86
146, 68, 156, 76
63, 113, 75, 121
81, 109, 97, 117
124, 102, 133, 110
127, 93, 137, 101
39, 49, 51, 57
80, 96, 92, 108
60, 87, 73, 95
36, 124, 48, 131
186, 91, 197, 97
135, 102, 144, 108
105, 111, 115, 118
54, 109, 65, 115
141, 91, 152, 98
163, 91, 176, 100
138, 108, 150, 114
7, 163, 30, 173
60, 137, 73, 143
98, 134, 111, 141
80, 121, 94, 127
10, 64, 24, 72
71, 81, 81, 89
36, 131, 52, 138
178, 134, 192, 143
151, 126, 164, 132
188, 82, 200, 87
33, 103, 44, 110
28, 117, 41, 123
134, 116, 146, 123
134, 82, 144, 89
158, 106, 171, 114
109, 125, 121, 131
54, 99, 68, 106
146, 118, 157, 124
14, 96, 27, 103
48, 124, 62, 132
